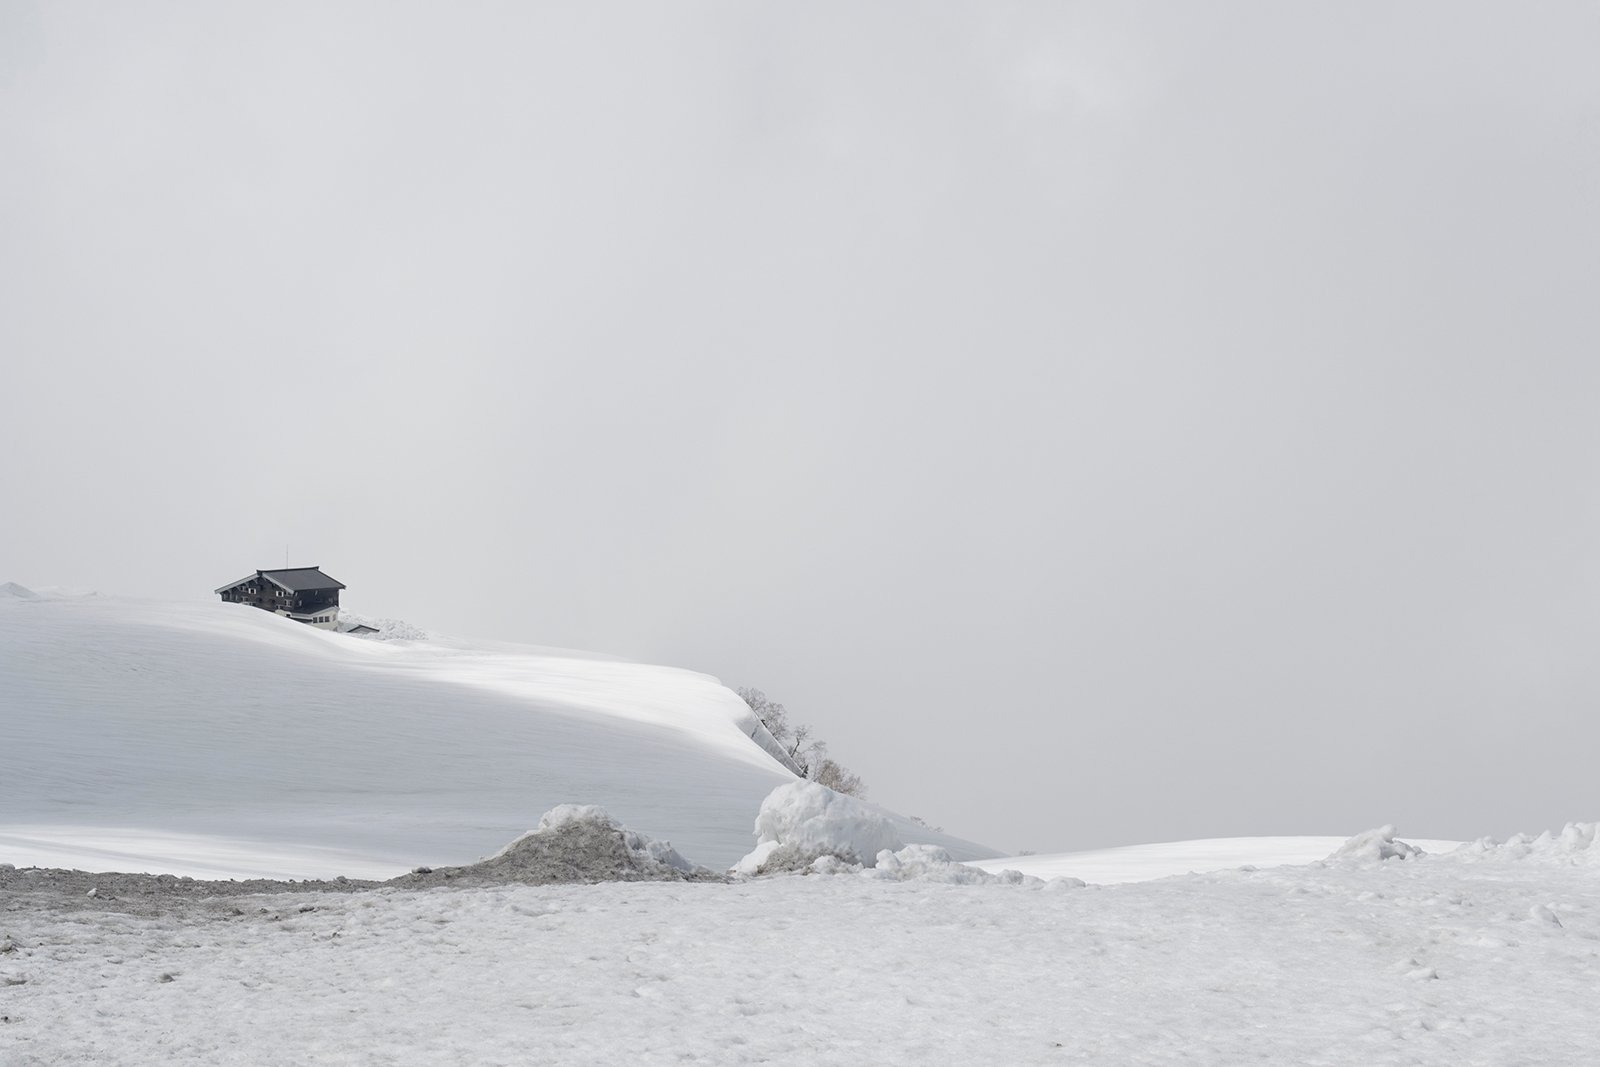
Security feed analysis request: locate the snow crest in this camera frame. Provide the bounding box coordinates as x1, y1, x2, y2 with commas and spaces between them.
734, 782, 904, 874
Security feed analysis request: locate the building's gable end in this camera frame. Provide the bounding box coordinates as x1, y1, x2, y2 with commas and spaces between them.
212, 573, 261, 595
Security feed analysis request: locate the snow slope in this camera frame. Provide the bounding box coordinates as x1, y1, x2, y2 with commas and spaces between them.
5, 829, 1600, 1065
0, 593, 996, 876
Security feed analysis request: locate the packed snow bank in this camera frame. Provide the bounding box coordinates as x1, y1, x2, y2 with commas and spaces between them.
0, 580, 38, 599
1327, 825, 1426, 863
401, 805, 717, 886
732, 782, 1003, 875
733, 782, 905, 874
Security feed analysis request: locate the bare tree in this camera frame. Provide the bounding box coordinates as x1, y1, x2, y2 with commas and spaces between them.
736, 687, 789, 743
784, 723, 812, 767
812, 757, 865, 798
736, 687, 867, 798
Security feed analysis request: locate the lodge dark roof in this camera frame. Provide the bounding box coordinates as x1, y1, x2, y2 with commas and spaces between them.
215, 566, 346, 594
263, 567, 346, 592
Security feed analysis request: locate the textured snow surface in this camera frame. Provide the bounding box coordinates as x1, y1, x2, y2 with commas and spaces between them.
5, 839, 1600, 1065
0, 594, 996, 876
830, 843, 1046, 885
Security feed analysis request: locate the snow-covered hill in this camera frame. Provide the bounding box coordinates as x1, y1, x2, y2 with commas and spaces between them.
0, 591, 997, 876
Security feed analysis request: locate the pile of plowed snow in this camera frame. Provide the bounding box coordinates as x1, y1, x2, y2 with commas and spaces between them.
401, 806, 719, 886
733, 781, 905, 874
732, 782, 1081, 887
1324, 824, 1427, 864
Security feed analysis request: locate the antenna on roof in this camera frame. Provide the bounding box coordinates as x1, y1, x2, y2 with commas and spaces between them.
285, 544, 289, 568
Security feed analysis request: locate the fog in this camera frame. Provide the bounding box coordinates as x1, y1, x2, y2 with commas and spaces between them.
3, 2, 1597, 852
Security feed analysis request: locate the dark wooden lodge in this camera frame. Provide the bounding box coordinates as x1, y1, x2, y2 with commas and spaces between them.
215, 566, 346, 629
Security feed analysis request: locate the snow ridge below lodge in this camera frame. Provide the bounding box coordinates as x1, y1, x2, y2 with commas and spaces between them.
0, 590, 996, 878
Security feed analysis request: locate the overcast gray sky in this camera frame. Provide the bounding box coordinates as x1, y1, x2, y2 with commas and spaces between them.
3, 2, 1598, 853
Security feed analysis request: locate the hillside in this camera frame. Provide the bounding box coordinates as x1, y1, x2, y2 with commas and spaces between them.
0, 590, 998, 876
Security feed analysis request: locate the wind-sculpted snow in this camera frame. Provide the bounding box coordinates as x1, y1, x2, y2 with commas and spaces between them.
5, 828, 1600, 1065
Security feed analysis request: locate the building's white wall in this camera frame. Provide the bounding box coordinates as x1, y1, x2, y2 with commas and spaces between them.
276, 607, 340, 630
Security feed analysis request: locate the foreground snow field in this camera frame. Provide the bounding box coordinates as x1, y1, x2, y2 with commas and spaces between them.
4, 830, 1599, 1066
0, 592, 993, 875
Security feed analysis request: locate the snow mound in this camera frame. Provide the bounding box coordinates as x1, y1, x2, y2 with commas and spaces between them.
404, 806, 717, 886
0, 582, 38, 599
1327, 825, 1424, 864
734, 782, 904, 874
